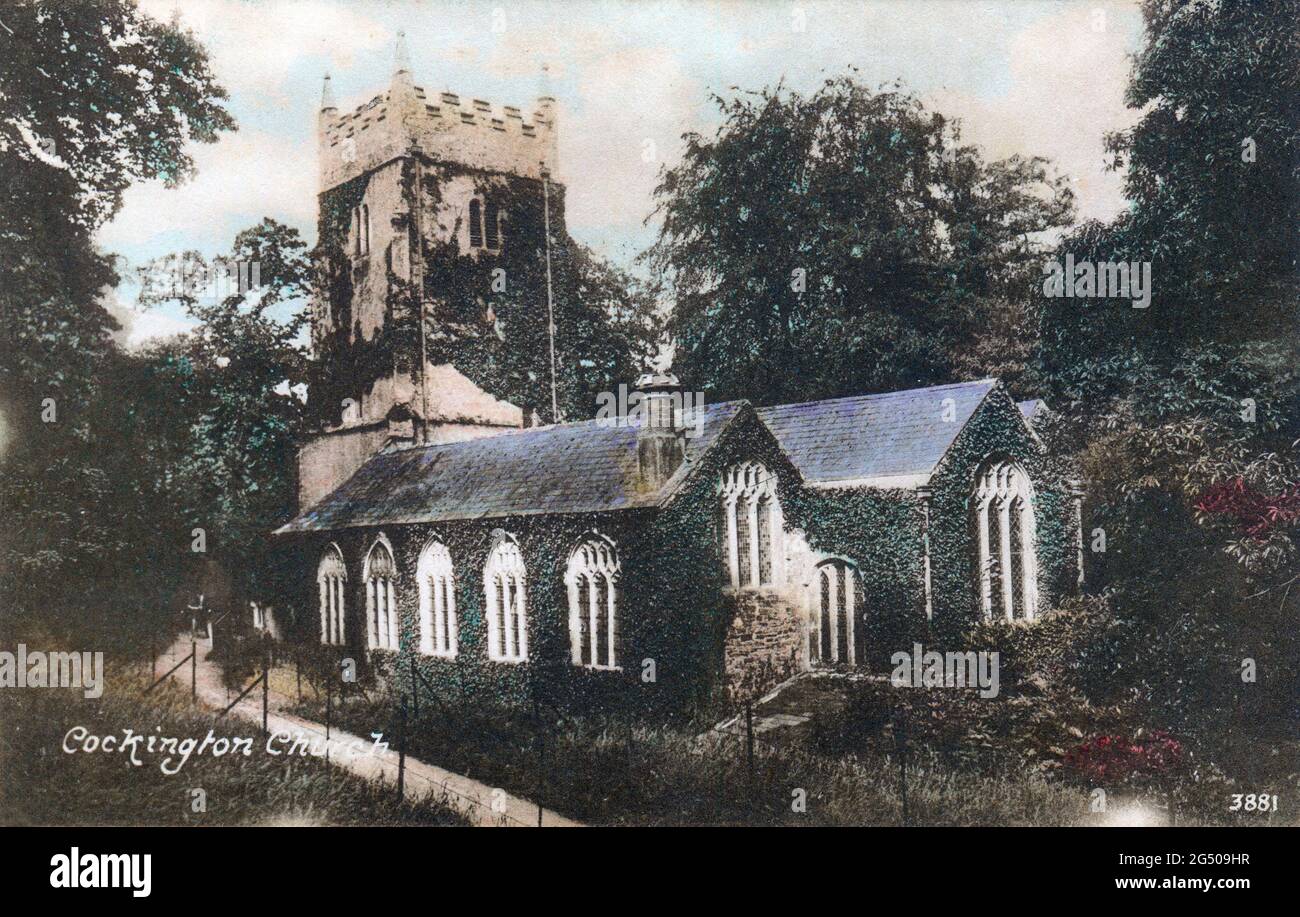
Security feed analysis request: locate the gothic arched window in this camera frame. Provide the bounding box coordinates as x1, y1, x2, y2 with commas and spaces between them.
317, 544, 347, 645
417, 539, 457, 657
811, 559, 863, 666
353, 204, 371, 257
364, 535, 398, 650
974, 458, 1039, 621
468, 198, 483, 248
484, 535, 527, 662
565, 535, 620, 670
721, 462, 783, 589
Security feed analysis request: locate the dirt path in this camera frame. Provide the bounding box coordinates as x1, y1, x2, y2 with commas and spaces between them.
159, 636, 580, 827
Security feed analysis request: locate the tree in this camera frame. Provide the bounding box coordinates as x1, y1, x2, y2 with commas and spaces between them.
134, 219, 310, 603
0, 0, 233, 637
1032, 0, 1300, 741
644, 75, 1073, 405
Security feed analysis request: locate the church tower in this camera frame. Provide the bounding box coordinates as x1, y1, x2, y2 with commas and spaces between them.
299, 32, 565, 509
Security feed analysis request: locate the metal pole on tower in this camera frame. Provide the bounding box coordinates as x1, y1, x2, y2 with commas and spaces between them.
543, 171, 559, 423
414, 157, 430, 444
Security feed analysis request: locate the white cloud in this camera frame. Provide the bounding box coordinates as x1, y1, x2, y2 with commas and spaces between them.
137, 0, 387, 105
98, 127, 316, 256
101, 286, 198, 351
927, 1, 1140, 224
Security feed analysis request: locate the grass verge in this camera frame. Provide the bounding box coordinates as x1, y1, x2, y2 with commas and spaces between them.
0, 663, 469, 827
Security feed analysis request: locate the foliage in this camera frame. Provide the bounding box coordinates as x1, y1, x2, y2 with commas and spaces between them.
307, 161, 655, 430
133, 219, 311, 600
1031, 0, 1300, 744
1063, 732, 1185, 788
301, 686, 1094, 826
646, 74, 1073, 405
0, 0, 234, 646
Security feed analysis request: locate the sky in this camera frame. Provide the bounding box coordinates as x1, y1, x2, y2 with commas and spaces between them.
100, 0, 1146, 347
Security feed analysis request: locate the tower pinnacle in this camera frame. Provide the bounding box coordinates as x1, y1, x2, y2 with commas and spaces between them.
320, 73, 337, 112
394, 30, 411, 75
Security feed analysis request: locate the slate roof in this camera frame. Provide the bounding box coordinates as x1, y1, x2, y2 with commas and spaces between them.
277, 401, 744, 533
1017, 398, 1050, 423
755, 379, 997, 487
278, 378, 1014, 534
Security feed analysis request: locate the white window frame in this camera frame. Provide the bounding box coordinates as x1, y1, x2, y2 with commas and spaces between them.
974, 459, 1039, 622
565, 535, 621, 671
317, 543, 347, 645
484, 535, 528, 663
417, 538, 457, 658
721, 462, 784, 589
364, 534, 399, 651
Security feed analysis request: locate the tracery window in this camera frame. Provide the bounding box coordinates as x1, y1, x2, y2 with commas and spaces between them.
721, 462, 783, 588
974, 458, 1039, 621
365, 536, 399, 650
565, 536, 620, 670
485, 535, 527, 662
811, 559, 863, 665
317, 545, 347, 645
417, 539, 457, 657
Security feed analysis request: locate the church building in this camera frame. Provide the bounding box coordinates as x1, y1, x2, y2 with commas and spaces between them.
274, 37, 1085, 713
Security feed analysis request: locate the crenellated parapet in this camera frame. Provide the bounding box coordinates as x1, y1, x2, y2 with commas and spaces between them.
319, 80, 558, 190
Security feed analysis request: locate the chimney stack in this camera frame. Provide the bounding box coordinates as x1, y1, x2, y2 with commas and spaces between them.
635, 372, 686, 489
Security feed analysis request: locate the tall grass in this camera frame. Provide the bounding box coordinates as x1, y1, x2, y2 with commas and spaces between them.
299, 692, 1093, 826
0, 661, 468, 827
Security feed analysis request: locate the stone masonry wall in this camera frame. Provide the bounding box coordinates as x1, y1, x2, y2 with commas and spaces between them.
722, 591, 802, 703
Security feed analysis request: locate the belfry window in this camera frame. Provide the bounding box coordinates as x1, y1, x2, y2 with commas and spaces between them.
468, 198, 502, 251
353, 204, 370, 257
484, 200, 500, 249
468, 199, 483, 248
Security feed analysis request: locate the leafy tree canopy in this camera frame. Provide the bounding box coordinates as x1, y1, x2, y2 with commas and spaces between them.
645, 75, 1074, 405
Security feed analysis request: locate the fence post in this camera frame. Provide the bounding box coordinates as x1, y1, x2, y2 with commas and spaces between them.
261, 641, 270, 737
897, 707, 909, 827
325, 679, 332, 765
397, 695, 407, 802
190, 632, 197, 703
534, 694, 544, 827
410, 656, 419, 720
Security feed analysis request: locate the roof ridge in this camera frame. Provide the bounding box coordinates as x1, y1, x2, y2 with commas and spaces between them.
756, 378, 998, 414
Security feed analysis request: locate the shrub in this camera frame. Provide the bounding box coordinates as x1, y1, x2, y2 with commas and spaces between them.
1063, 731, 1186, 787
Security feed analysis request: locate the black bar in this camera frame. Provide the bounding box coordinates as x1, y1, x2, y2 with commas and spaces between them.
144, 650, 194, 695
216, 672, 264, 719
397, 696, 407, 801
261, 644, 269, 737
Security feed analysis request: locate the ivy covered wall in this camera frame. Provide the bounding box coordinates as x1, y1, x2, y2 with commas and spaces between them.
926, 384, 1079, 642
305, 152, 649, 434
276, 389, 1079, 715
